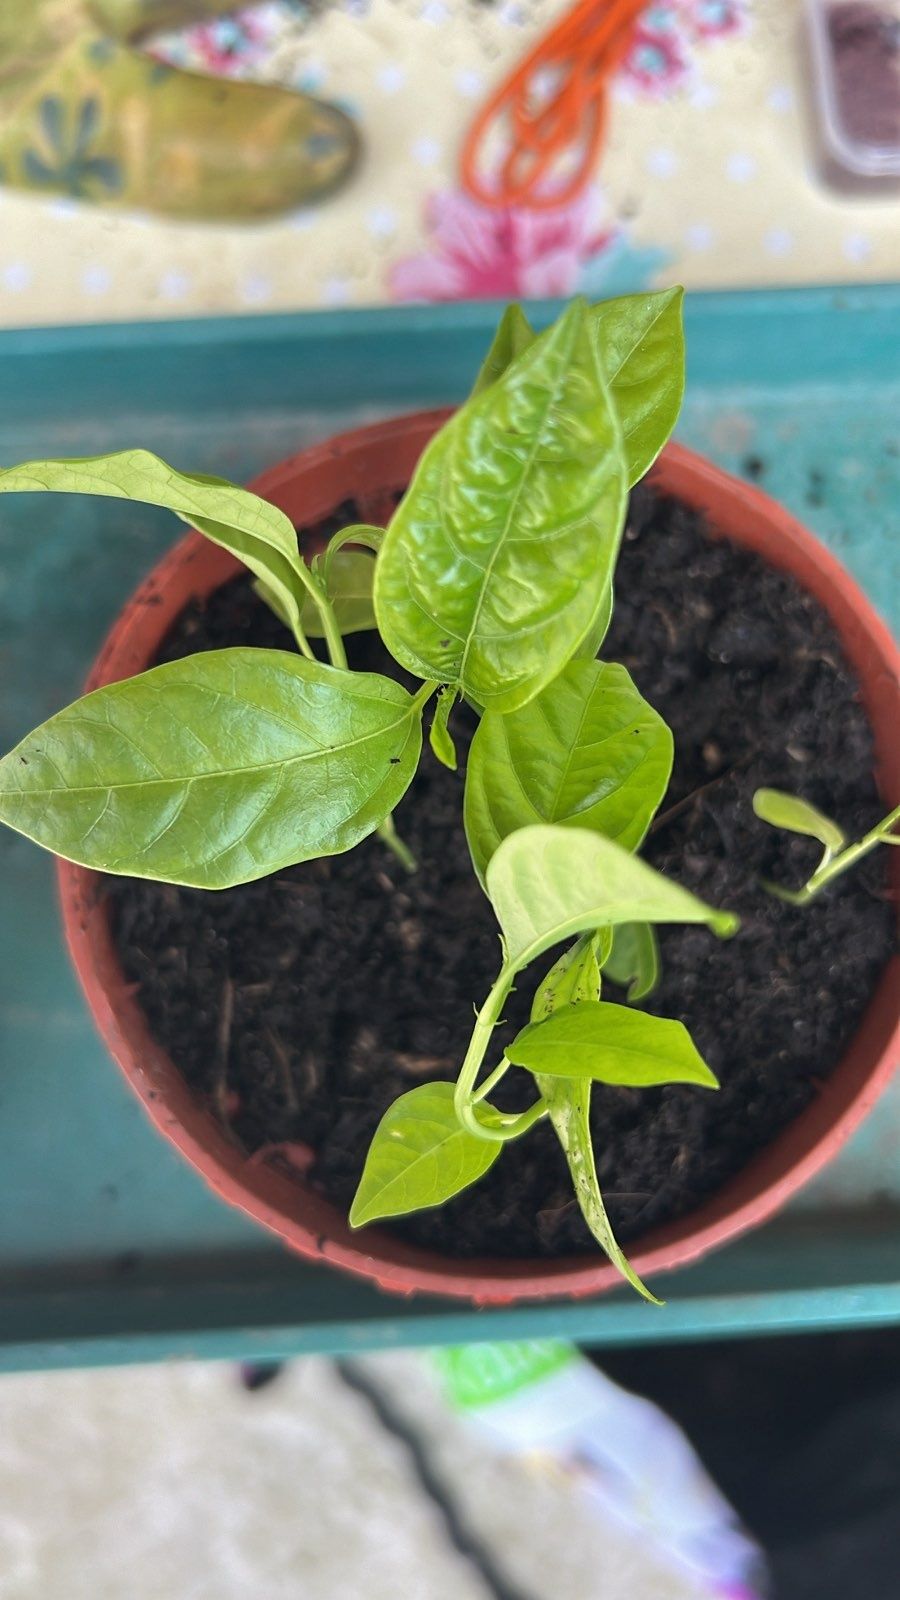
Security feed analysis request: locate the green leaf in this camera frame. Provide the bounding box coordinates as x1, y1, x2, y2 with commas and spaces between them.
0, 450, 313, 651
529, 939, 658, 1302
532, 931, 607, 1015
464, 660, 672, 883
470, 303, 536, 397
510, 1001, 718, 1089
542, 1075, 659, 1300
591, 287, 685, 485
470, 290, 686, 489
487, 824, 738, 972
604, 922, 661, 1001
752, 788, 846, 854
374, 301, 628, 714
429, 686, 458, 771
0, 648, 424, 889
573, 580, 614, 661
305, 549, 376, 637
350, 1081, 502, 1226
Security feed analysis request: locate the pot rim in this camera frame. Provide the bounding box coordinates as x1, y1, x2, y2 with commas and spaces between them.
57, 413, 900, 1304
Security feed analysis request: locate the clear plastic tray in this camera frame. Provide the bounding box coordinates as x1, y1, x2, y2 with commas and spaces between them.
806, 0, 900, 186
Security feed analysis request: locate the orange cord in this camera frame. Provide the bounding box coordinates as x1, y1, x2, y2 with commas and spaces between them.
461, 0, 647, 210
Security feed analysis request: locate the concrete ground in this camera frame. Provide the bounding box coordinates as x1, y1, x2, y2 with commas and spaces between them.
0, 1352, 709, 1600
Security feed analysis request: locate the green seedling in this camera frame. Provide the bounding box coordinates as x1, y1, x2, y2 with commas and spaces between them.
753, 788, 900, 905
0, 289, 737, 1299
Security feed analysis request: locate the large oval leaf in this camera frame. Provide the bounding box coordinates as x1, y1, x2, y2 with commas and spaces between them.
486, 824, 737, 971
510, 1001, 718, 1089
374, 301, 627, 714
591, 287, 685, 485
464, 660, 672, 883
0, 450, 312, 648
350, 1081, 502, 1226
0, 649, 423, 889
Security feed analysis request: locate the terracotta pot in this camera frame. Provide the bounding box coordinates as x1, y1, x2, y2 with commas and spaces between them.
59, 412, 900, 1304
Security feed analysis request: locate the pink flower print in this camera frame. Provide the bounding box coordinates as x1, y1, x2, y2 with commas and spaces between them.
619, 22, 691, 96
389, 187, 618, 303
683, 0, 748, 40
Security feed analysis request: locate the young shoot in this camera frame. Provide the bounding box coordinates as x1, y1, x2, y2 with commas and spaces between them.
753, 789, 900, 905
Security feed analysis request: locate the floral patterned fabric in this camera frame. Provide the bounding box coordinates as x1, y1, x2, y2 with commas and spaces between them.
0, 0, 898, 326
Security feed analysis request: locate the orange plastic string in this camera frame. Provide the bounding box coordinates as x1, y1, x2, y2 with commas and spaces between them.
461, 0, 647, 210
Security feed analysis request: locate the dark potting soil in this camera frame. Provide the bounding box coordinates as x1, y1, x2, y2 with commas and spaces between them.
107, 486, 895, 1258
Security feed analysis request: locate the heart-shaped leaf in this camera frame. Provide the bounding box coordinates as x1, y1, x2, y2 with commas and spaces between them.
510, 1001, 718, 1089
374, 301, 628, 713
0, 450, 313, 649
0, 648, 424, 888
487, 824, 737, 971
464, 660, 672, 883
591, 287, 685, 485
604, 921, 661, 1001
350, 1081, 502, 1226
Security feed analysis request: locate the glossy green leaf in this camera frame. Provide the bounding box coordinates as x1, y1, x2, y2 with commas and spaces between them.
374, 300, 628, 714
752, 788, 846, 854
604, 922, 661, 1001
573, 580, 614, 661
349, 1081, 502, 1226
0, 450, 314, 649
464, 660, 673, 883
470, 289, 686, 489
0, 649, 424, 889
487, 824, 738, 971
510, 1001, 718, 1089
470, 303, 536, 396
529, 937, 657, 1302
591, 287, 685, 485
429, 686, 459, 771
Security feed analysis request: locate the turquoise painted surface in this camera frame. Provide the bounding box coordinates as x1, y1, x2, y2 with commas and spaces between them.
0, 287, 897, 1367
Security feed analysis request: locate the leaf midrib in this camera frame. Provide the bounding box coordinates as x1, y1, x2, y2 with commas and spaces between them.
455, 313, 579, 691
0, 704, 416, 799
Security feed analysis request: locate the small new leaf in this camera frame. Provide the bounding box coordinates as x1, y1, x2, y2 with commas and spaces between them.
0, 450, 313, 650
464, 660, 672, 883
0, 649, 424, 888
604, 922, 661, 1002
532, 932, 607, 1016
487, 824, 737, 972
429, 687, 459, 771
350, 1081, 502, 1226
752, 788, 846, 854
254, 549, 377, 638
509, 1001, 719, 1089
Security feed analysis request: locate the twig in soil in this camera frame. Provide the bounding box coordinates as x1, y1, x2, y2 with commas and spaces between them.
265, 1027, 300, 1115
213, 975, 234, 1125
650, 756, 753, 837
335, 1360, 538, 1600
